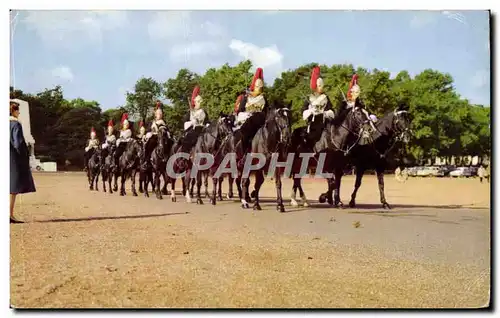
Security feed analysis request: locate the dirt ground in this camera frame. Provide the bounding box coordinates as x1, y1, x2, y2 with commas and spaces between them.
10, 172, 490, 308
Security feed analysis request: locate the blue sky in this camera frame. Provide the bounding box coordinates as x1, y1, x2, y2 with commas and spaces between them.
10, 10, 490, 109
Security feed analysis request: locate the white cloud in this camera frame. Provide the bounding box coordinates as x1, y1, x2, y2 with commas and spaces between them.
200, 21, 227, 37
147, 11, 193, 41
409, 13, 436, 29
21, 11, 127, 48
471, 69, 489, 88
229, 39, 283, 71
169, 41, 221, 62
51, 66, 74, 82
442, 11, 467, 25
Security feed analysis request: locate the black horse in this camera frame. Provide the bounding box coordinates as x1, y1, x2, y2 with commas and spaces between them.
346, 105, 412, 209
117, 139, 142, 196
86, 148, 101, 191
289, 105, 373, 207
240, 105, 292, 212
100, 145, 116, 193
191, 112, 235, 205
150, 125, 175, 200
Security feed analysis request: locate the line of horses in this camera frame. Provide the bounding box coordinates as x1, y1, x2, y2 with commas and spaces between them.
86, 101, 412, 212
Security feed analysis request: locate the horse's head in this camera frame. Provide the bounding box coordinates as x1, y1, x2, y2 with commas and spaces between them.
392, 103, 412, 143
347, 106, 371, 132
216, 112, 235, 137
270, 104, 292, 145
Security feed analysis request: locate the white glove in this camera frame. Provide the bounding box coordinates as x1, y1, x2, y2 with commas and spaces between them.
85, 146, 90, 152
302, 109, 313, 121
184, 121, 193, 131
324, 110, 335, 119
102, 144, 108, 149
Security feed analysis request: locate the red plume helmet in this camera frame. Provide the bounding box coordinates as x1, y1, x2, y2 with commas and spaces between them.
191, 85, 200, 109
139, 120, 144, 128
91, 127, 96, 133
347, 74, 359, 100
155, 100, 162, 110
250, 67, 264, 91
107, 119, 114, 127
121, 113, 129, 124
310, 66, 321, 91
234, 94, 243, 113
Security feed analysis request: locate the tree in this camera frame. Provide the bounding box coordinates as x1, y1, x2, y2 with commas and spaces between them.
125, 77, 163, 122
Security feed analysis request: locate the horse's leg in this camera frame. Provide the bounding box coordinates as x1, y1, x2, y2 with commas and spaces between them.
87, 169, 93, 190
244, 178, 251, 203
190, 178, 195, 197
143, 170, 150, 198
275, 169, 285, 212
376, 167, 391, 209
252, 170, 265, 211
155, 168, 163, 200
217, 176, 223, 201
210, 174, 218, 205
161, 169, 168, 195
227, 175, 234, 199
241, 175, 250, 209
120, 169, 127, 196
138, 170, 144, 193
95, 170, 99, 191
170, 177, 177, 202
204, 173, 209, 198
113, 168, 117, 191
184, 169, 192, 203
297, 180, 309, 207
290, 177, 299, 207
349, 167, 365, 208
102, 171, 107, 193
131, 168, 138, 197
108, 171, 114, 194
196, 171, 203, 204
236, 175, 243, 200
333, 168, 344, 208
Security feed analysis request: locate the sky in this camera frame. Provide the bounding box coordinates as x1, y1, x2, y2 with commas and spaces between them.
9, 10, 491, 110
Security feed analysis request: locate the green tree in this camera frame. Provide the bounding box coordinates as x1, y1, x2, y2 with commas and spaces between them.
125, 77, 164, 121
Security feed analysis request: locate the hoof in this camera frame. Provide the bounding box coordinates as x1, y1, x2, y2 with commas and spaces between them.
349, 200, 356, 208
290, 199, 299, 207
334, 201, 344, 208
120, 192, 125, 196
139, 188, 144, 193
113, 186, 118, 192
210, 198, 216, 205
382, 202, 392, 209
133, 192, 138, 197
319, 193, 327, 204
241, 202, 250, 209
277, 205, 286, 213
218, 195, 223, 201
253, 204, 262, 211
250, 190, 256, 198
171, 197, 177, 202
156, 194, 163, 200
162, 189, 168, 195
144, 192, 149, 198
303, 201, 310, 208
197, 198, 204, 205
227, 192, 234, 199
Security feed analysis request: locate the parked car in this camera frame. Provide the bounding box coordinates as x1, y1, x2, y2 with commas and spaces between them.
449, 167, 473, 177
416, 166, 445, 177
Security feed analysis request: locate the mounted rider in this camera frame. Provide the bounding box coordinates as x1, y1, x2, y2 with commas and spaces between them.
346, 74, 377, 129
180, 85, 210, 152
137, 120, 147, 142
84, 127, 100, 170
115, 113, 133, 158
234, 67, 268, 153
101, 120, 117, 150
301, 66, 335, 148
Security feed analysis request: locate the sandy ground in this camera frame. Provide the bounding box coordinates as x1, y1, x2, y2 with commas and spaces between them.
10, 172, 490, 308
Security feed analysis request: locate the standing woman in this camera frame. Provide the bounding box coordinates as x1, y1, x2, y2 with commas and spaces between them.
10, 101, 36, 223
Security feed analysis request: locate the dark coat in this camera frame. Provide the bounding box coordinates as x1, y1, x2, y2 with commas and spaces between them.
10, 119, 36, 194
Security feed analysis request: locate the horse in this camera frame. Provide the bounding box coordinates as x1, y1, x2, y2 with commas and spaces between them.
191, 112, 235, 205
240, 105, 292, 212
346, 105, 412, 209
117, 138, 142, 196
288, 105, 373, 207
150, 125, 176, 200
100, 145, 116, 193
86, 148, 101, 191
